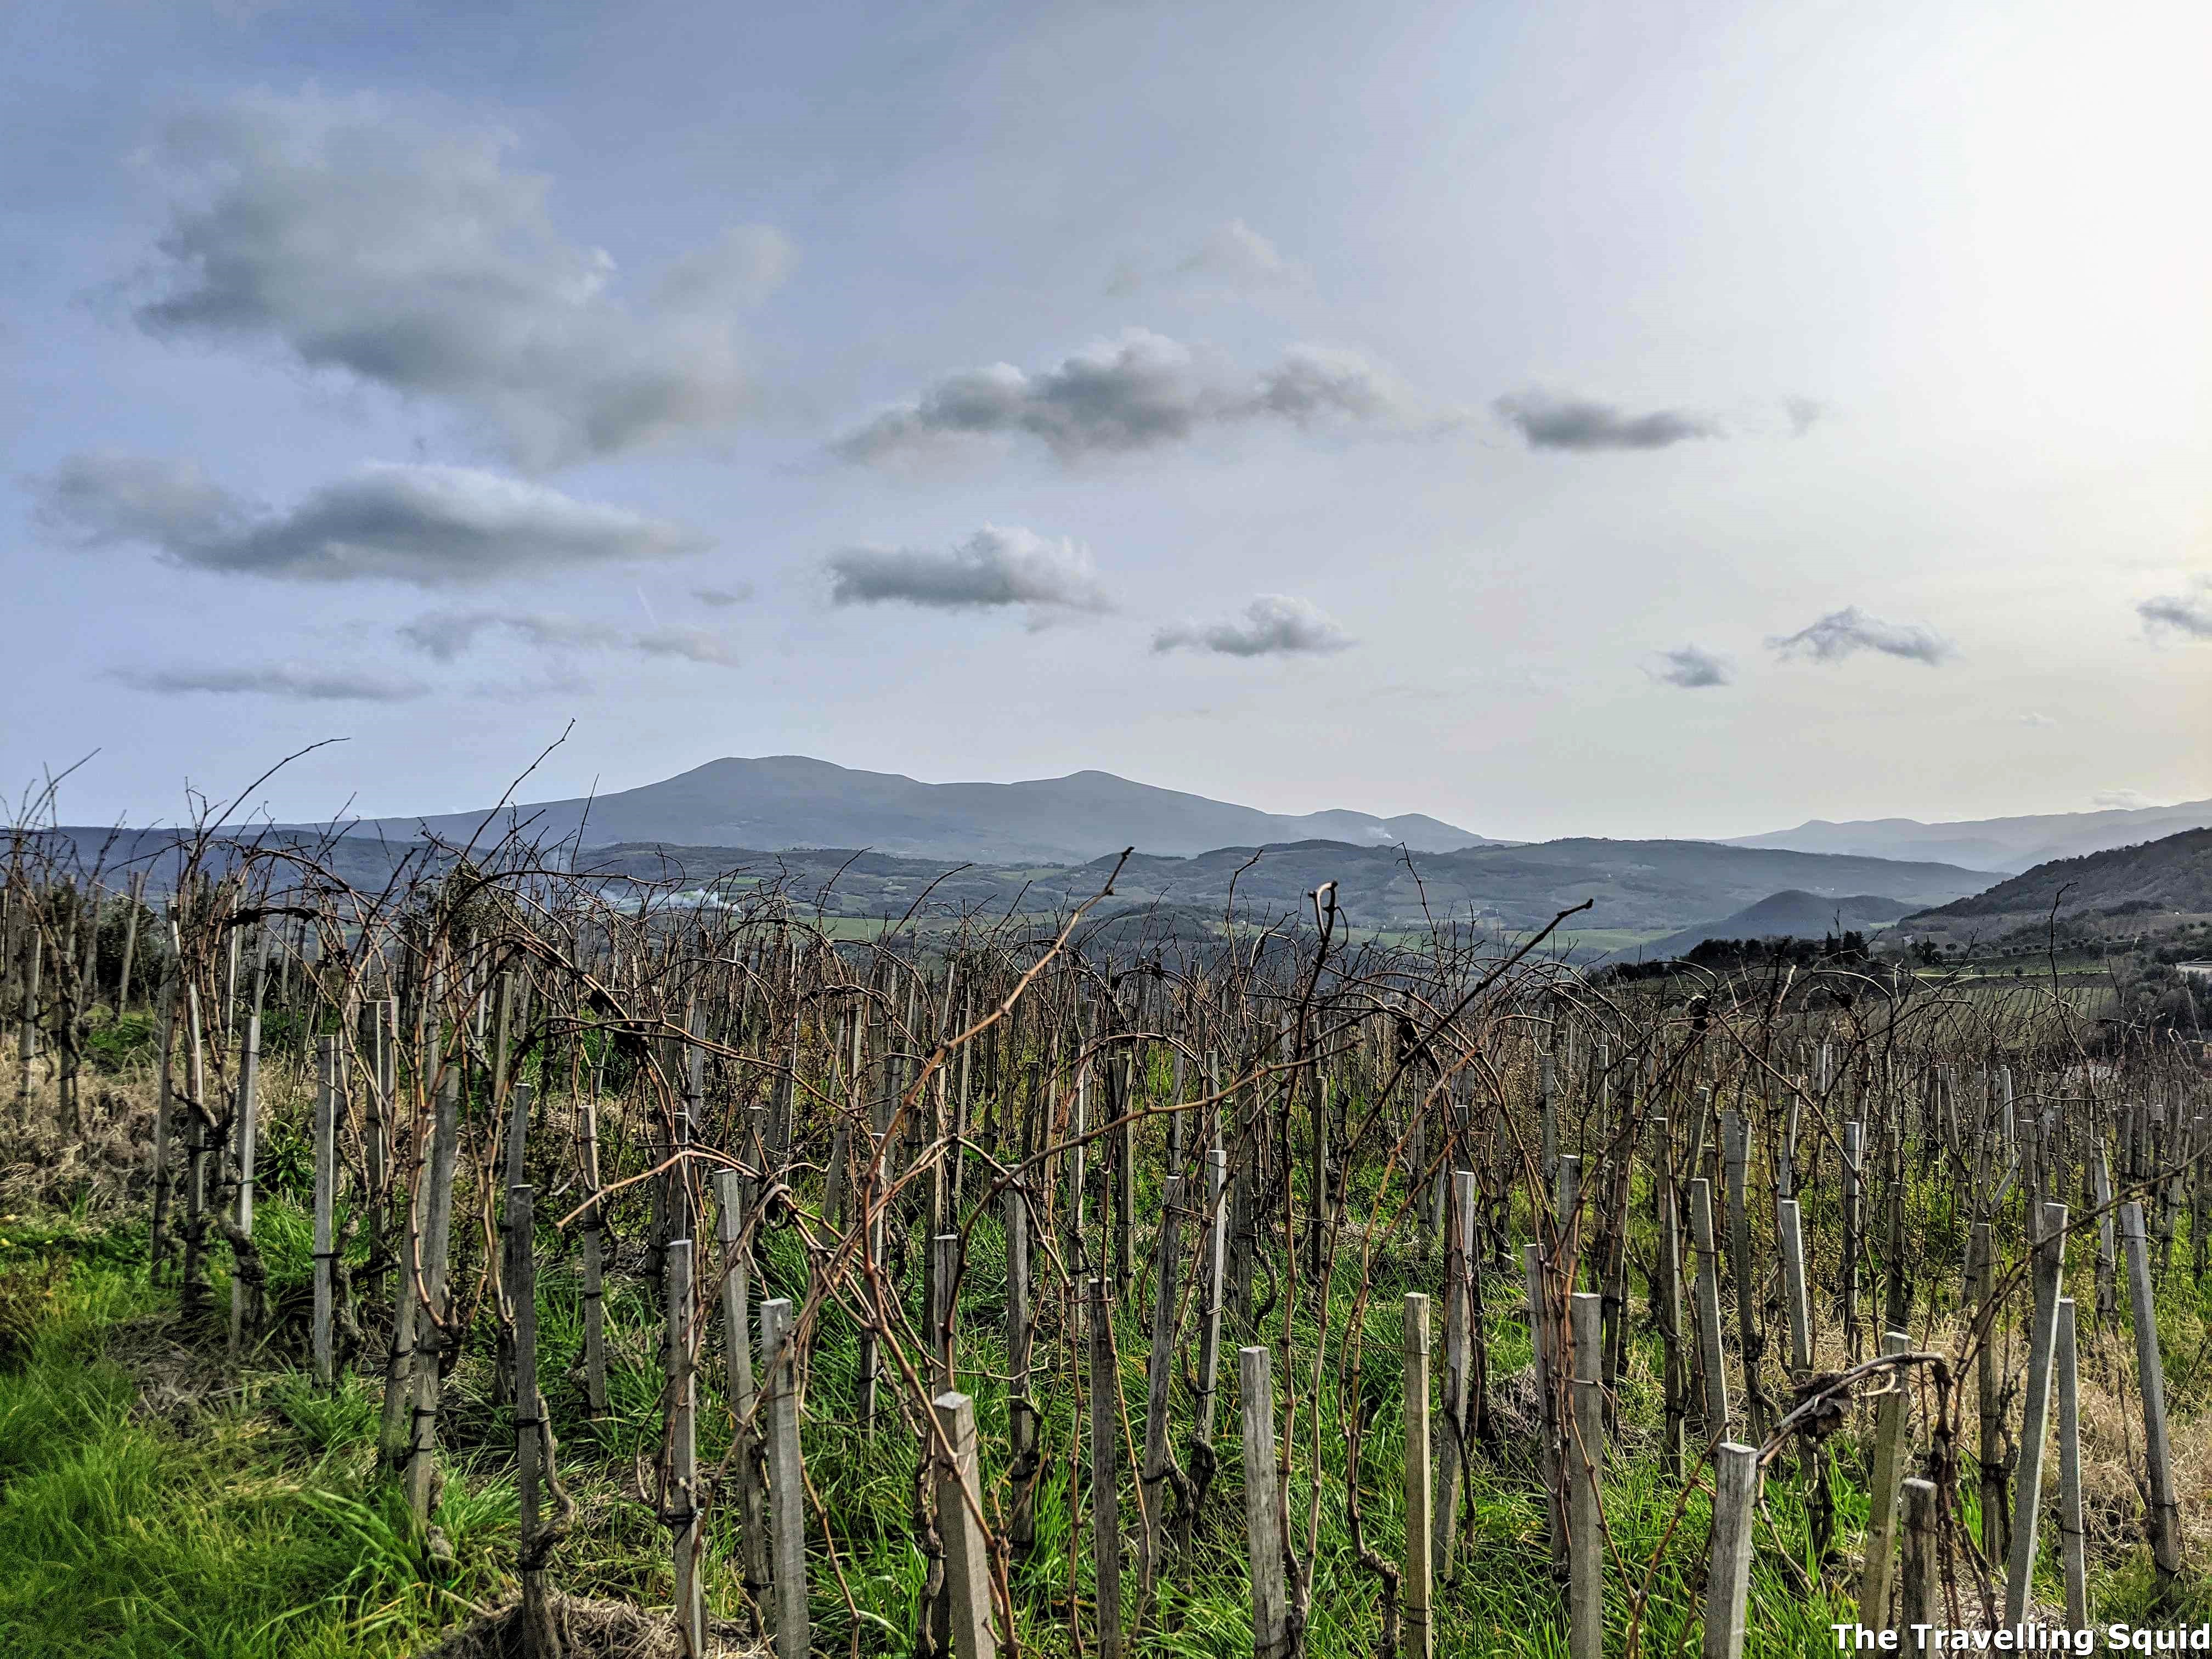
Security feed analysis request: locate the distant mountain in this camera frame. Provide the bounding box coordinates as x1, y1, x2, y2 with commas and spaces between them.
1727, 799, 2212, 874
29, 825, 1997, 955
294, 755, 1498, 865
1901, 828, 2212, 944
1618, 890, 1916, 962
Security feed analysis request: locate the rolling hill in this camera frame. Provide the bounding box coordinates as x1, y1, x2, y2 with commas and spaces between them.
1900, 827, 2212, 945
1728, 798, 2212, 873
1615, 890, 1916, 962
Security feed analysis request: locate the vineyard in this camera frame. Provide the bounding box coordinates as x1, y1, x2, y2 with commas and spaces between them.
3, 802, 2210, 1658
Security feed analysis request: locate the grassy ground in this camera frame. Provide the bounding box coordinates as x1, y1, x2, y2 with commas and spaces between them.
0, 1206, 1905, 1658
2, 1035, 2205, 1655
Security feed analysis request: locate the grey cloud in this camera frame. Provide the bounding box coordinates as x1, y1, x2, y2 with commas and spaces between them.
2138, 580, 2212, 640
1647, 645, 1733, 688
1153, 594, 1355, 658
1494, 391, 1719, 452
1767, 606, 1956, 666
2017, 711, 2059, 729
1785, 397, 1825, 436
825, 525, 1114, 616
34, 454, 708, 586
635, 627, 741, 666
692, 584, 755, 607
32, 452, 242, 548
2091, 789, 2163, 810
832, 329, 1427, 465
133, 92, 786, 466
398, 608, 737, 667
109, 661, 427, 701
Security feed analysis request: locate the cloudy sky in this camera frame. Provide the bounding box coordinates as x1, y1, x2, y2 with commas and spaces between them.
4, 0, 2207, 842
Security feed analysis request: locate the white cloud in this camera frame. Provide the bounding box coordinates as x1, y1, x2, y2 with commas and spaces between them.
35, 453, 708, 586
109, 661, 427, 701
133, 91, 788, 466
832, 328, 1431, 465
1767, 606, 1956, 667
825, 525, 1114, 619
398, 608, 738, 667
1153, 594, 1355, 658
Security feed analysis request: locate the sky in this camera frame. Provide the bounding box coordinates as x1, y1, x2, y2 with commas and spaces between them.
3, 0, 2207, 844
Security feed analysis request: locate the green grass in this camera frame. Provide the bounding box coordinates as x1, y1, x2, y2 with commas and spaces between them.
0, 1186, 2200, 1657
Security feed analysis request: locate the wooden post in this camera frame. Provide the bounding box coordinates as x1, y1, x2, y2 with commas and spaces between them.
934, 1391, 997, 1659
1776, 1198, 1812, 1376
1722, 1111, 1767, 1441
1689, 1178, 1729, 1436
2056, 1297, 2087, 1632
1841, 1120, 1864, 1359
2004, 1201, 2067, 1623
713, 1169, 769, 1607
1702, 1442, 1758, 1659
1196, 1146, 1229, 1447
760, 1296, 809, 1659
1967, 1220, 2007, 1564
2122, 1201, 2183, 1584
2092, 1149, 2118, 1323
229, 1012, 262, 1355
1522, 1242, 1562, 1570
578, 1093, 608, 1416
1568, 1291, 1605, 1659
1899, 1479, 1939, 1634
1006, 1175, 1039, 1558
1403, 1293, 1432, 1659
509, 1183, 560, 1659
407, 1070, 461, 1522
1141, 1177, 1182, 1596
1859, 1328, 1912, 1627
1088, 1277, 1124, 1659
1655, 1121, 1688, 1479
1240, 1345, 1289, 1659
1435, 1169, 1478, 1576
149, 961, 177, 1279
312, 1034, 337, 1389
933, 1232, 960, 1395
666, 1237, 704, 1657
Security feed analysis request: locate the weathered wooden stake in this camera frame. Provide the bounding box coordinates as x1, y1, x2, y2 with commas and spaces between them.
665, 1237, 704, 1657
1240, 1345, 1289, 1659
2004, 1201, 2067, 1623
1088, 1276, 1124, 1659
1568, 1291, 1605, 1659
312, 1034, 337, 1388
1859, 1328, 1912, 1627
1702, 1442, 1758, 1659
760, 1296, 809, 1659
2056, 1297, 2087, 1632
1403, 1293, 1432, 1659
2122, 1200, 2183, 1584
934, 1391, 997, 1659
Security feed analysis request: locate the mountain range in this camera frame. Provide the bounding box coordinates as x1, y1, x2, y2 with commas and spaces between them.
302, 754, 2205, 873
309, 755, 1497, 865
